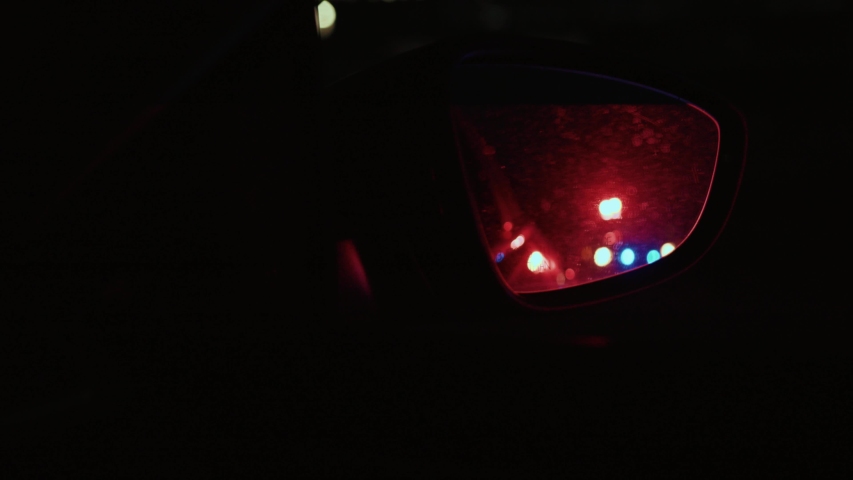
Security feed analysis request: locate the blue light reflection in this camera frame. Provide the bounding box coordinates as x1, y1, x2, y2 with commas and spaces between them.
620, 248, 636, 266
646, 250, 661, 264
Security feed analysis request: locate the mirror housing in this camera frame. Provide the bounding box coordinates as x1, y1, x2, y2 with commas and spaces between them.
325, 35, 746, 319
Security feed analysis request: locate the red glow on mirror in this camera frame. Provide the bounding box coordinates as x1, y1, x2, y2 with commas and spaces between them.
452, 102, 719, 293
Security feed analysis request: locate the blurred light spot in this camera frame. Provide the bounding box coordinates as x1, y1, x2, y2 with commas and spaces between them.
565, 268, 576, 280
503, 221, 513, 232
661, 243, 675, 257
580, 247, 593, 262
556, 272, 566, 286
646, 250, 661, 264
510, 235, 525, 250
317, 1, 336, 28
495, 252, 505, 263
594, 247, 612, 267
337, 240, 373, 312
527, 251, 548, 272
317, 1, 336, 39
599, 197, 622, 220
620, 248, 636, 266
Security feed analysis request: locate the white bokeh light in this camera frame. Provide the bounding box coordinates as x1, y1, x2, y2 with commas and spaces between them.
316, 1, 336, 39
599, 197, 623, 220
594, 247, 613, 267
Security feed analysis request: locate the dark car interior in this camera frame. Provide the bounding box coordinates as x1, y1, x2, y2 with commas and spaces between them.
6, 1, 853, 476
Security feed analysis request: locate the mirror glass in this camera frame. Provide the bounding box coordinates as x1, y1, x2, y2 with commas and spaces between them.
451, 65, 719, 293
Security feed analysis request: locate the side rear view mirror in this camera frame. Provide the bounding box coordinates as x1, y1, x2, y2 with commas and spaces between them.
327, 35, 746, 315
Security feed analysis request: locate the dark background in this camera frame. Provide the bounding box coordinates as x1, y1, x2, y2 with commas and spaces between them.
5, 1, 853, 476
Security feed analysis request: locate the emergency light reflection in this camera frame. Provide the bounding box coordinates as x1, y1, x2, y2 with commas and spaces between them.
646, 250, 661, 264
599, 198, 622, 220
452, 98, 719, 294
510, 235, 525, 250
620, 248, 636, 266
527, 251, 549, 272
594, 247, 612, 267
